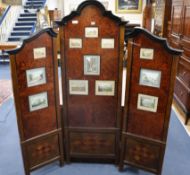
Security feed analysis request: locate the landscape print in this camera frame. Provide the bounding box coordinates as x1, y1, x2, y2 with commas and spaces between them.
140, 48, 154, 60
33, 47, 46, 59
137, 94, 158, 112
69, 80, 88, 95
139, 69, 161, 88
95, 81, 115, 96
26, 67, 46, 87
116, 0, 142, 13
69, 38, 82, 48
85, 27, 98, 38
29, 92, 48, 112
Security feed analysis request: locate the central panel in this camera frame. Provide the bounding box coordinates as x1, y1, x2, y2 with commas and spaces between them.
58, 1, 125, 162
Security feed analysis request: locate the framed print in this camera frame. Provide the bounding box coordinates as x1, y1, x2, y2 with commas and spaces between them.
2, 0, 22, 5
116, 0, 142, 13
69, 80, 88, 95
85, 27, 98, 38
137, 94, 158, 113
33, 47, 46, 59
29, 92, 48, 112
139, 69, 161, 88
84, 55, 100, 75
101, 38, 115, 49
140, 48, 154, 60
95, 81, 115, 96
69, 38, 82, 48
26, 67, 46, 87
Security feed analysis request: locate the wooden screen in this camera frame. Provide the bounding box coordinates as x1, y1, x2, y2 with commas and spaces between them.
119, 28, 182, 174
58, 0, 126, 162
7, 28, 64, 175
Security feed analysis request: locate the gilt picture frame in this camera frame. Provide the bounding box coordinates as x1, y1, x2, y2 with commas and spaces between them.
116, 0, 142, 13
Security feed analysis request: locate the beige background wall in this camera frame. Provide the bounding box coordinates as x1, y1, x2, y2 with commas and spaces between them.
46, 0, 146, 25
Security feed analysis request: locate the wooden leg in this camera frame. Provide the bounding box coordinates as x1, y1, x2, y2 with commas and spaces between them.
118, 135, 125, 172
24, 167, 30, 175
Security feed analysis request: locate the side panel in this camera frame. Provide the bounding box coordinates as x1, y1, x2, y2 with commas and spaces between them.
9, 30, 64, 175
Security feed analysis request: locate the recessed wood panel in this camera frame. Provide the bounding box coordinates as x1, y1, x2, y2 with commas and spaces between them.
126, 34, 172, 140
26, 135, 60, 168
124, 137, 162, 173
64, 6, 120, 128
13, 33, 58, 139
70, 132, 115, 156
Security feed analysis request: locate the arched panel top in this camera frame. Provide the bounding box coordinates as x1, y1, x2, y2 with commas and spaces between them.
6, 28, 57, 55
126, 27, 183, 56
56, 0, 127, 26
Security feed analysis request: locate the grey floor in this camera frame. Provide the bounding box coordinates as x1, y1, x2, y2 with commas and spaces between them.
0, 63, 190, 175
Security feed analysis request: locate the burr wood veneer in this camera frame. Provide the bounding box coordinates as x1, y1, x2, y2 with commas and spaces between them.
7, 28, 64, 175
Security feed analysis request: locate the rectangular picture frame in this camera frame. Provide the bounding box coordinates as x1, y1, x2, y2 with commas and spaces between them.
139, 68, 161, 88
69, 80, 88, 95
26, 67, 46, 87
29, 92, 48, 112
137, 94, 158, 113
85, 27, 98, 38
69, 38, 82, 48
84, 55, 100, 75
33, 47, 46, 59
101, 38, 115, 49
95, 80, 115, 96
116, 0, 142, 13
140, 48, 154, 60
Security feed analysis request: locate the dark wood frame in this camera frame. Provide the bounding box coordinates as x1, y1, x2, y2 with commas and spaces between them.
57, 0, 126, 163
119, 28, 182, 174
7, 28, 64, 175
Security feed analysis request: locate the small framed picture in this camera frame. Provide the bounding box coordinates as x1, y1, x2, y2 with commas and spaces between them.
140, 48, 154, 60
33, 47, 46, 59
26, 67, 46, 87
69, 38, 82, 48
139, 69, 161, 88
101, 38, 115, 49
116, 0, 142, 13
29, 92, 48, 112
95, 80, 115, 96
137, 94, 158, 113
69, 80, 88, 95
85, 27, 98, 38
84, 55, 100, 75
